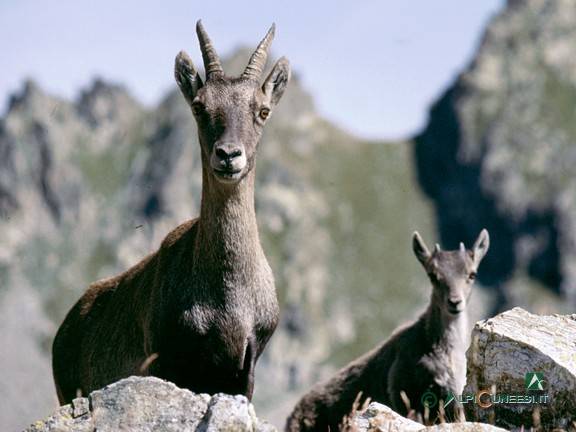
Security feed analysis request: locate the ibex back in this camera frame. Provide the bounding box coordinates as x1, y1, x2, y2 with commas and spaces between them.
52, 21, 290, 405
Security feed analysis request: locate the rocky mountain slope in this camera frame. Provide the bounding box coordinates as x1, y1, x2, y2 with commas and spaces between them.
3, 0, 576, 429
415, 0, 576, 311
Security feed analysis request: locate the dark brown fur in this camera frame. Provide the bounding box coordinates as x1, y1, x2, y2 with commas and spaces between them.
285, 230, 489, 431
52, 21, 290, 405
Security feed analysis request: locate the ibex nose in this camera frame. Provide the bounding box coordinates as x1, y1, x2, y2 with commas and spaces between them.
215, 146, 242, 162
211, 141, 247, 180
447, 298, 464, 314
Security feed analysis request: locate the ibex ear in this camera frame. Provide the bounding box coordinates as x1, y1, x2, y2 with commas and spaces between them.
412, 231, 432, 266
472, 229, 490, 266
262, 56, 290, 107
174, 50, 203, 106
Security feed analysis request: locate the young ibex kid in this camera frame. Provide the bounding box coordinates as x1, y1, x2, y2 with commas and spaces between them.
286, 230, 489, 431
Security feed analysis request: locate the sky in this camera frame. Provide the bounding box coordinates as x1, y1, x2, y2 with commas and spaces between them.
0, 0, 504, 140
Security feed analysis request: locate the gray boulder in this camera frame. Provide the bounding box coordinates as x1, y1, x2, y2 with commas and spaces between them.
464, 307, 576, 430
24, 376, 276, 432
352, 402, 507, 432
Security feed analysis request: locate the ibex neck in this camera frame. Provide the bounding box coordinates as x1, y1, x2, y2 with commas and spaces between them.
196, 169, 261, 266
423, 298, 468, 349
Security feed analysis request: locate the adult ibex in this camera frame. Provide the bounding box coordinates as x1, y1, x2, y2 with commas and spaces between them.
52, 21, 290, 405
286, 230, 489, 430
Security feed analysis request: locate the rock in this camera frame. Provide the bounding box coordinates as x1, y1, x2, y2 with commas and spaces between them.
352, 402, 507, 432
24, 376, 276, 432
427, 424, 507, 432
353, 402, 426, 431
464, 307, 576, 430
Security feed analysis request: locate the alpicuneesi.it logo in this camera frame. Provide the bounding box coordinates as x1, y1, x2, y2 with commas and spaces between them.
441, 373, 549, 409
526, 372, 546, 390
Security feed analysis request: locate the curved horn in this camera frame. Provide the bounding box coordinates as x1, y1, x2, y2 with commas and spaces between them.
196, 20, 223, 77
243, 24, 275, 78
460, 242, 466, 252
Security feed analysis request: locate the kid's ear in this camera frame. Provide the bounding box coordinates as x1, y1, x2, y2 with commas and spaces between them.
472, 229, 490, 266
175, 50, 203, 106
412, 231, 432, 266
262, 56, 290, 107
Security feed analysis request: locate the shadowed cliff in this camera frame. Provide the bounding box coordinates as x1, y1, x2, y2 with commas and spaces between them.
415, 0, 575, 312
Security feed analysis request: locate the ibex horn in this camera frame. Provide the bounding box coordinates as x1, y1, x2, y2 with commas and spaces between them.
196, 20, 223, 77
460, 242, 466, 252
434, 244, 441, 253
243, 24, 275, 79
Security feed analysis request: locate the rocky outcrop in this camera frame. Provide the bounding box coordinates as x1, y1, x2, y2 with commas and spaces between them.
24, 309, 576, 431
16, 376, 528, 432
353, 402, 507, 432
464, 307, 576, 430
25, 377, 276, 432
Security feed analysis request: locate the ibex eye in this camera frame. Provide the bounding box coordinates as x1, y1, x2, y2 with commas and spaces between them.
192, 103, 204, 115
469, 272, 477, 281
259, 108, 270, 119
